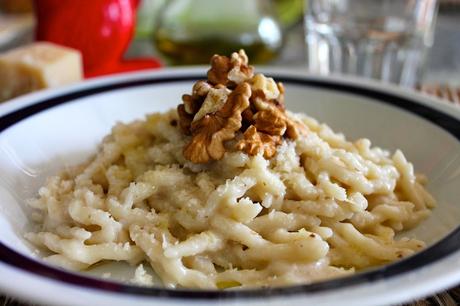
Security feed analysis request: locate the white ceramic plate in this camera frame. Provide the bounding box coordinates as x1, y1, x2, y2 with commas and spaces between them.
1, 68, 460, 306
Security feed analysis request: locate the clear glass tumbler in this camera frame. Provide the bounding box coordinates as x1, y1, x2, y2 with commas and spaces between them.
304, 0, 439, 87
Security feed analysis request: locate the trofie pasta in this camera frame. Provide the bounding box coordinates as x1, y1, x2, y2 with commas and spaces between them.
26, 51, 435, 289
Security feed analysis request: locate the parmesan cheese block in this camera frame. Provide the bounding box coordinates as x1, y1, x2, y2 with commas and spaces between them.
0, 42, 83, 102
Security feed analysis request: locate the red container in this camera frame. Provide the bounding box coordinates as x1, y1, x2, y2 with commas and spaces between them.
34, 0, 162, 77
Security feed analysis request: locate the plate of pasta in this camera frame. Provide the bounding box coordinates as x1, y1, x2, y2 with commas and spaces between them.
1, 51, 460, 306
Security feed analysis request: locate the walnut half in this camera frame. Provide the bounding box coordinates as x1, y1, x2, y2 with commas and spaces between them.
207, 49, 254, 87
236, 125, 281, 159
183, 83, 251, 163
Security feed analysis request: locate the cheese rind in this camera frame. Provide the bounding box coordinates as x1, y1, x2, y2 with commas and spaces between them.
0, 42, 83, 101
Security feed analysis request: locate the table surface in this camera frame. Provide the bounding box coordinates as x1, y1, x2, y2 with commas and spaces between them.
1, 8, 460, 306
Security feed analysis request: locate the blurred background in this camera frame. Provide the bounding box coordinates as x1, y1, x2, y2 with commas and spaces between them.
0, 0, 459, 100
0, 1, 460, 305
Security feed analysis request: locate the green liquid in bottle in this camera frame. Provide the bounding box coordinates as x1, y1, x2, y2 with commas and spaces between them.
154, 0, 283, 65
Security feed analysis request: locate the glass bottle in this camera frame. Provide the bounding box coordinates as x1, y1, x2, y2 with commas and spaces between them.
153, 0, 283, 65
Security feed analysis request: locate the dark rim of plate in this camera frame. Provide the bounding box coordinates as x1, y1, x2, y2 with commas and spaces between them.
0, 74, 460, 300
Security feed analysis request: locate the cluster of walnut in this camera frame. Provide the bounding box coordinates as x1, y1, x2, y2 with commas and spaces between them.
177, 50, 305, 164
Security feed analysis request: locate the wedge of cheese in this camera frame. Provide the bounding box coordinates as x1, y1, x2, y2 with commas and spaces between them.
0, 42, 83, 102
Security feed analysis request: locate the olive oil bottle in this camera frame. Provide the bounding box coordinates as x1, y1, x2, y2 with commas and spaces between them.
154, 0, 283, 65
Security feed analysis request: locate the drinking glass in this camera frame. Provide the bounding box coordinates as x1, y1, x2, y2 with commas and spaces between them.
304, 0, 439, 87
